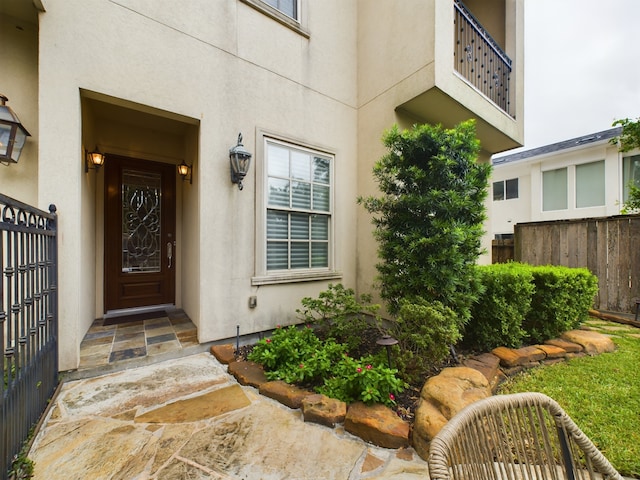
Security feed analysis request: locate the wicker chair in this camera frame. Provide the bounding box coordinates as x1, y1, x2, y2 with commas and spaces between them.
428, 392, 623, 480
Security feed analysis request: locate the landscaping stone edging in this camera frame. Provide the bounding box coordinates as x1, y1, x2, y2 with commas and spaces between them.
412, 328, 616, 461
210, 328, 617, 458
210, 345, 411, 450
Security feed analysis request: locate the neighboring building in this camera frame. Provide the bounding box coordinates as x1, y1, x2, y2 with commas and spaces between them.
490, 127, 640, 241
2, 0, 524, 371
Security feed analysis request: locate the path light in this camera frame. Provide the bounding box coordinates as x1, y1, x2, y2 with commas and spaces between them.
0, 94, 30, 165
229, 132, 252, 190
376, 335, 399, 369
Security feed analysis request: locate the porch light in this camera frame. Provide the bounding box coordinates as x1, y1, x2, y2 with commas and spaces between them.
178, 161, 192, 184
0, 94, 31, 165
229, 132, 252, 191
376, 335, 399, 369
85, 146, 105, 172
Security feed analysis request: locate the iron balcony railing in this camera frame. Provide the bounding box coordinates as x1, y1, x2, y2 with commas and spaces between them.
454, 0, 513, 117
1, 194, 58, 480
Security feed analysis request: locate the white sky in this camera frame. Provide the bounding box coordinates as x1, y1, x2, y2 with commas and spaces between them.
521, 0, 640, 149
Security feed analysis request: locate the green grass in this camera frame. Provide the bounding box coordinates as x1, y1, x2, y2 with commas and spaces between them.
499, 331, 640, 478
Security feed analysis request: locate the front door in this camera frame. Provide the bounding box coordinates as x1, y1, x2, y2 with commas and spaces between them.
104, 155, 176, 312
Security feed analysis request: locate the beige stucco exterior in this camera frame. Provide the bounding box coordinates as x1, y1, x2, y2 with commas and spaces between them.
2, 0, 523, 371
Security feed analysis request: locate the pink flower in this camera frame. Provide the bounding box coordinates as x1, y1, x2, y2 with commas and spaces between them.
356, 367, 363, 373
389, 393, 396, 401
265, 338, 272, 343
366, 364, 372, 370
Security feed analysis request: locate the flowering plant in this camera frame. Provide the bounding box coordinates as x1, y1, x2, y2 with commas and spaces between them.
318, 354, 406, 407
248, 324, 405, 407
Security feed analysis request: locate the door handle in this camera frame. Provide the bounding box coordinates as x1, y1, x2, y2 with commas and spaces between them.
167, 241, 173, 268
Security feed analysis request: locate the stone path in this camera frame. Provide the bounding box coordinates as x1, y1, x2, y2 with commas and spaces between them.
29, 317, 637, 479
28, 353, 431, 479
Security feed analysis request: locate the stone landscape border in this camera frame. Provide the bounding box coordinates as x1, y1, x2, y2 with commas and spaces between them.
210, 326, 618, 462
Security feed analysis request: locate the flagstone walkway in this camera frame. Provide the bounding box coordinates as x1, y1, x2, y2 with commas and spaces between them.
28, 353, 431, 479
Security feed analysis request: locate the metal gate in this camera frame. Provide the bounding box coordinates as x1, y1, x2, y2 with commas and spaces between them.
0, 194, 58, 480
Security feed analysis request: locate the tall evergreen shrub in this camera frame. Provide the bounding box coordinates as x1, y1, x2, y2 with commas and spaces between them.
359, 120, 491, 325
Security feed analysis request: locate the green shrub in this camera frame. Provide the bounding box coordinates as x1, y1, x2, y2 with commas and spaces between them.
358, 121, 490, 323
296, 283, 381, 352
248, 324, 406, 406
248, 325, 327, 374
391, 298, 461, 382
463, 263, 535, 350
318, 354, 406, 407
523, 266, 598, 343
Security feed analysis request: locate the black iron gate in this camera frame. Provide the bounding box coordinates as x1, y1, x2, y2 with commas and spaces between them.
0, 194, 58, 480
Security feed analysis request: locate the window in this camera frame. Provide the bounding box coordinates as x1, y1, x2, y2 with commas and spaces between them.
494, 233, 514, 240
265, 139, 331, 272
493, 178, 518, 201
542, 167, 568, 211
240, 0, 308, 38
575, 160, 605, 208
623, 155, 640, 202
263, 0, 297, 20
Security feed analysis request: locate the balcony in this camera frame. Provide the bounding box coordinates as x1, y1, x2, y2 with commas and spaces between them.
454, 0, 513, 117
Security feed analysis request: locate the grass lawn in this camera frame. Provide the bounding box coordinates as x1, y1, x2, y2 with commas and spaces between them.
498, 321, 640, 478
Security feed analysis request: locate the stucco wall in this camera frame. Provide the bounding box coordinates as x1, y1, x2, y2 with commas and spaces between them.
7, 0, 523, 371
0, 14, 38, 204
35, 0, 358, 370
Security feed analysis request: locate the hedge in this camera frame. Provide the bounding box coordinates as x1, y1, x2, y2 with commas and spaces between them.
463, 263, 598, 350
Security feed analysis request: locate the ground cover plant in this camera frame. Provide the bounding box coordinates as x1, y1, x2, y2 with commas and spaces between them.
247, 323, 406, 408
499, 330, 640, 478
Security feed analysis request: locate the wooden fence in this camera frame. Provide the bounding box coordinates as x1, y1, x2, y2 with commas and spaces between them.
491, 239, 515, 264
514, 215, 640, 313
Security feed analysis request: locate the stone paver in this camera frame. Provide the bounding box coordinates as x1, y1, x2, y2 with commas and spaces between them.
29, 353, 430, 479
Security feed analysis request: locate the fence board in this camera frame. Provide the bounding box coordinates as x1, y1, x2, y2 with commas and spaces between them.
515, 215, 640, 313
597, 219, 610, 310
607, 220, 620, 310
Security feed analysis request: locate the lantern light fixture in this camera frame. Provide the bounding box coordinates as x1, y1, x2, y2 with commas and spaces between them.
85, 146, 105, 172
178, 160, 192, 184
0, 94, 31, 165
229, 132, 252, 190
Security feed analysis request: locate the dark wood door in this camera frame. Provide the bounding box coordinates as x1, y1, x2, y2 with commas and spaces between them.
104, 156, 176, 312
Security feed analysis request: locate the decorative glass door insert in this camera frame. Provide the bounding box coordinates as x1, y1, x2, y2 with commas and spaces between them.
121, 169, 162, 273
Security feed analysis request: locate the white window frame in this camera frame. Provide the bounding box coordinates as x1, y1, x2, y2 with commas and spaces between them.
575, 160, 605, 208
240, 0, 309, 38
542, 167, 568, 211
622, 154, 640, 203
252, 132, 341, 285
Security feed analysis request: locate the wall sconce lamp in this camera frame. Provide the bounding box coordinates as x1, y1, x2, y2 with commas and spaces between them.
178, 161, 192, 184
85, 146, 105, 172
0, 94, 31, 165
229, 132, 252, 190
